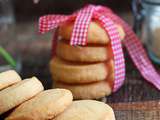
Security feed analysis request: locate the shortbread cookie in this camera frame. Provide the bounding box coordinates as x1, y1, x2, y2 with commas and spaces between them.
53, 100, 115, 120
56, 40, 113, 62
50, 57, 108, 84
0, 70, 21, 90
54, 81, 111, 99
6, 89, 73, 120
58, 21, 125, 45
0, 77, 44, 115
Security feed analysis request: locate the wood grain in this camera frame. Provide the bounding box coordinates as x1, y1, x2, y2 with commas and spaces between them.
115, 110, 160, 120
109, 101, 160, 120
110, 101, 160, 110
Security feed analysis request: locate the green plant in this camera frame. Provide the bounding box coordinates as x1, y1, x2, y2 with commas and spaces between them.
0, 46, 17, 68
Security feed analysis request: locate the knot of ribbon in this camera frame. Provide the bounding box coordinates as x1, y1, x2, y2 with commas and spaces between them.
39, 4, 160, 92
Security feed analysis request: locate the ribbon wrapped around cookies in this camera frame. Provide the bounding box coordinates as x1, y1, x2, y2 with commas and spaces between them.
39, 5, 160, 99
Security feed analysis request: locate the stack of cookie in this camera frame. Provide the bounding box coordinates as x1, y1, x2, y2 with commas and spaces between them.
50, 20, 125, 99
0, 70, 115, 120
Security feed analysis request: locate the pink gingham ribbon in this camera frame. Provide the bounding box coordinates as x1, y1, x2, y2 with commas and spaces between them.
39, 5, 160, 92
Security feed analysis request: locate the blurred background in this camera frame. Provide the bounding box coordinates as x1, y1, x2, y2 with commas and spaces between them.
13, 0, 131, 21
0, 0, 159, 103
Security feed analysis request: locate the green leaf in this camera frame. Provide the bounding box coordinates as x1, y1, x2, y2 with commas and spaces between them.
0, 46, 17, 68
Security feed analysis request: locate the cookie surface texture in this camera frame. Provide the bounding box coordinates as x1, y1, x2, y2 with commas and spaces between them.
50, 57, 108, 84
6, 89, 73, 120
0, 77, 44, 115
58, 21, 125, 44
0, 70, 21, 90
53, 100, 115, 120
54, 81, 111, 99
56, 40, 111, 62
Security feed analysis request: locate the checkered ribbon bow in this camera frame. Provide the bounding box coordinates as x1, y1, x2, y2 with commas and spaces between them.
39, 5, 160, 92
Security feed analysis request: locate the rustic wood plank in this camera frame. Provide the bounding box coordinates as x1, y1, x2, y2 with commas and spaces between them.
115, 110, 160, 120
110, 101, 160, 110
109, 101, 160, 120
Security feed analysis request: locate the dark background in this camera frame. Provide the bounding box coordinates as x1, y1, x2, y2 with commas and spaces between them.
12, 0, 131, 21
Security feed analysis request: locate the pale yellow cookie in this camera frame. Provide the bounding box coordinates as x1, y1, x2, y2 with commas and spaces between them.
50, 57, 108, 84
0, 70, 21, 90
56, 40, 113, 62
58, 20, 125, 45
53, 100, 115, 120
54, 81, 112, 99
6, 89, 73, 120
0, 77, 44, 115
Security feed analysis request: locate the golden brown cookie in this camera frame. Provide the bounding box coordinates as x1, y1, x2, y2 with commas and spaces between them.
0, 70, 21, 90
54, 81, 112, 99
56, 40, 113, 62
58, 21, 125, 45
53, 100, 115, 120
0, 77, 44, 115
6, 89, 73, 120
50, 57, 108, 84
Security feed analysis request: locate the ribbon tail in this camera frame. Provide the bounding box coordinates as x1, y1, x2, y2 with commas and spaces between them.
123, 27, 160, 90
95, 12, 126, 92
107, 10, 160, 90
39, 15, 70, 34
97, 6, 160, 90
51, 29, 58, 57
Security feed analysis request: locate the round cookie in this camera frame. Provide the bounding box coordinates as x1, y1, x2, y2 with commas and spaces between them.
0, 70, 21, 90
53, 100, 115, 120
58, 20, 125, 45
6, 89, 73, 120
54, 81, 112, 99
50, 57, 108, 84
0, 77, 44, 115
56, 40, 113, 62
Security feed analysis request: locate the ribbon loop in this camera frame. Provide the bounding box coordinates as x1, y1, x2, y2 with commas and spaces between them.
39, 15, 70, 34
